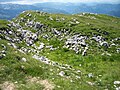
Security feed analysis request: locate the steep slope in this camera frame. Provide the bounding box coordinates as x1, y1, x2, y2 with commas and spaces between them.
0, 11, 120, 90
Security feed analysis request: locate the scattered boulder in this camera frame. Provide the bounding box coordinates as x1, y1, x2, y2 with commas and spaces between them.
49, 16, 54, 21
21, 57, 27, 62
88, 73, 93, 78
115, 87, 120, 90
0, 44, 6, 59
100, 41, 109, 48
114, 81, 120, 85
59, 71, 65, 77
117, 48, 120, 53
86, 81, 95, 86
64, 34, 88, 55
26, 20, 34, 27
26, 13, 32, 17
92, 35, 103, 42
38, 43, 45, 50
35, 22, 43, 29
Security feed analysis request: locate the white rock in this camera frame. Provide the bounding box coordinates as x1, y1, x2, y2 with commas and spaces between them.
114, 81, 120, 85
21, 58, 27, 62
76, 21, 80, 24
117, 48, 120, 53
2, 54, 6, 57
8, 31, 12, 34
76, 76, 81, 79
116, 87, 120, 90
11, 43, 17, 49
38, 43, 44, 50
86, 81, 94, 86
100, 41, 108, 47
106, 52, 111, 56
110, 43, 116, 46
88, 73, 93, 78
77, 70, 81, 73
14, 81, 18, 84
59, 71, 65, 77
49, 16, 53, 20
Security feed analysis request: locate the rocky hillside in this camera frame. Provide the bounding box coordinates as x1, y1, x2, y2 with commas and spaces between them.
0, 11, 120, 90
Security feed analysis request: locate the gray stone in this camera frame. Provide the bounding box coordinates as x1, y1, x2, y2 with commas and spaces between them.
21, 58, 27, 62
38, 43, 45, 50
0, 55, 4, 59
49, 16, 53, 21
100, 41, 109, 48
114, 81, 120, 85
117, 48, 120, 53
88, 73, 93, 78
35, 22, 43, 29
59, 71, 65, 77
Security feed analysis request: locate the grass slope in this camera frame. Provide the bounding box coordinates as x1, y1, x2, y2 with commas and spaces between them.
0, 11, 120, 90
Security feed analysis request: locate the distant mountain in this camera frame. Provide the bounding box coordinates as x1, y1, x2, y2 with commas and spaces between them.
0, 4, 40, 20
34, 3, 120, 16
0, 3, 68, 20
0, 3, 120, 20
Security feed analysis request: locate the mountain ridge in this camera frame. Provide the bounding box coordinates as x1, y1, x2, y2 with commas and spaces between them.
0, 3, 120, 20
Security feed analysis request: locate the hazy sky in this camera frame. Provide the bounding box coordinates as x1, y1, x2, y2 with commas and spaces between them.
0, 0, 120, 4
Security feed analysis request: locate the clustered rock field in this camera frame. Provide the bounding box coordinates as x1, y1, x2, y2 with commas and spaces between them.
0, 10, 120, 90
